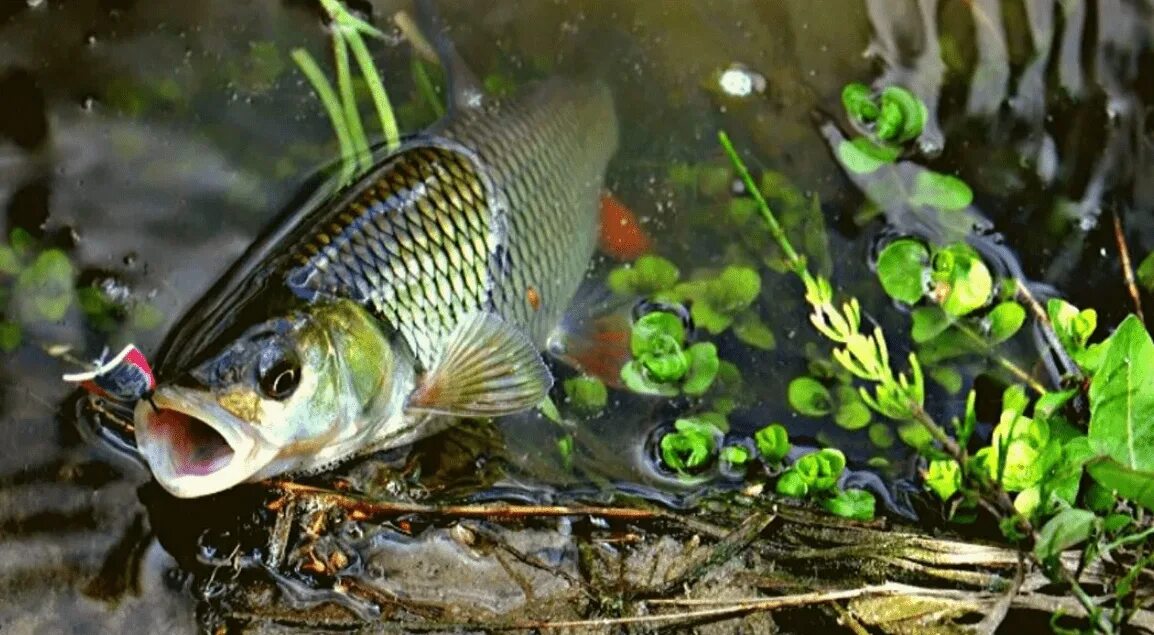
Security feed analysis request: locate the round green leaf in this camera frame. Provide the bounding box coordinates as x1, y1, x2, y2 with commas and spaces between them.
910, 171, 973, 211
733, 310, 776, 350
563, 376, 608, 413
932, 244, 992, 317
836, 137, 901, 175
868, 423, 894, 449
775, 468, 808, 498
754, 423, 790, 464
821, 488, 876, 521
787, 376, 832, 417
910, 306, 951, 343
925, 459, 962, 501
720, 444, 751, 467
681, 342, 720, 396
621, 361, 679, 397
834, 386, 871, 430
986, 301, 1026, 344
876, 239, 930, 304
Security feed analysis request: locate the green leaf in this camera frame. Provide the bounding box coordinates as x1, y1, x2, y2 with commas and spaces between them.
0, 321, 21, 352
876, 239, 929, 304
928, 366, 963, 394
822, 488, 876, 521
1088, 315, 1154, 472
1136, 251, 1154, 292
841, 82, 879, 124
556, 435, 573, 470
931, 243, 992, 317
1035, 389, 1076, 422
925, 459, 962, 501
910, 306, 951, 342
0, 245, 19, 275
1034, 508, 1096, 562
697, 165, 733, 198
733, 310, 776, 350
775, 468, 808, 498
897, 420, 933, 451
720, 444, 751, 467
727, 197, 758, 224
609, 255, 681, 296
9, 228, 35, 258
564, 376, 608, 413
877, 86, 927, 143
754, 423, 790, 463
836, 137, 900, 174
690, 300, 733, 335
660, 417, 721, 474
707, 266, 761, 313
834, 386, 871, 430
788, 376, 833, 416
793, 448, 846, 493
14, 249, 75, 322
681, 342, 719, 396
910, 171, 973, 211
1086, 458, 1154, 511
868, 423, 894, 449
1047, 299, 1098, 370
621, 362, 679, 397
986, 301, 1026, 344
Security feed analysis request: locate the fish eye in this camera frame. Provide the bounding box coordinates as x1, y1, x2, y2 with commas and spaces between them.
258, 349, 301, 400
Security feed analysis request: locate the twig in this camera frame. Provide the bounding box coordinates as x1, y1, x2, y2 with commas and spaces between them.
1113, 211, 1145, 321
1015, 279, 1081, 381
952, 320, 1048, 394
270, 482, 661, 522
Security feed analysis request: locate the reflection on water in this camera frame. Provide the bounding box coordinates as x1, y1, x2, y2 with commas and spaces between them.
0, 0, 1151, 631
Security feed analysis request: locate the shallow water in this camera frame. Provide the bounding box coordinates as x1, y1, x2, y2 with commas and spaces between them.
1, 0, 1152, 631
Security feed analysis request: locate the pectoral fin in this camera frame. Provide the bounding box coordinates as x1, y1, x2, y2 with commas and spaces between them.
406, 312, 552, 417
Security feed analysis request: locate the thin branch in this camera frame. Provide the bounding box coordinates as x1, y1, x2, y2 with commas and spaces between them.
1113, 211, 1145, 321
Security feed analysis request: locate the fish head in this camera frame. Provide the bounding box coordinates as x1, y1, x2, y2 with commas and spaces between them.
135, 300, 410, 498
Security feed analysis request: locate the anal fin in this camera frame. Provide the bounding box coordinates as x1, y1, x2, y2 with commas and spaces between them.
547, 282, 636, 389
406, 312, 552, 418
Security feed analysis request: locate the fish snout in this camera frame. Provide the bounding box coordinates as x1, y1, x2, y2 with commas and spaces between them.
133, 388, 278, 497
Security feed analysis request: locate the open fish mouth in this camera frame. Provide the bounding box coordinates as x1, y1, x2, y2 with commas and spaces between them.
134, 388, 278, 498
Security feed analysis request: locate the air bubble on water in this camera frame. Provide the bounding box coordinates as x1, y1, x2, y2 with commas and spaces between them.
718, 64, 765, 98
99, 278, 133, 304
26, 0, 45, 8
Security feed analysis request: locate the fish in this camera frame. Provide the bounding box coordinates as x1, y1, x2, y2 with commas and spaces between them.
132, 17, 620, 498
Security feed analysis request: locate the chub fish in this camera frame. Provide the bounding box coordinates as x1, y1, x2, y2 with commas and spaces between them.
133, 26, 619, 498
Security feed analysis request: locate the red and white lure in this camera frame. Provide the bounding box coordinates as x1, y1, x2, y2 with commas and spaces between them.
62, 344, 155, 402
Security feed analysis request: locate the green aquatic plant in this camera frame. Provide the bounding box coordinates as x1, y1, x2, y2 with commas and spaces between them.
607, 255, 680, 297
292, 0, 401, 186
773, 447, 877, 520
674, 266, 761, 335
563, 376, 607, 414
753, 423, 790, 465
659, 414, 725, 477
620, 308, 719, 397
841, 83, 927, 146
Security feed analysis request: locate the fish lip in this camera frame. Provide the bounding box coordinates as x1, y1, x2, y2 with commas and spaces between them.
134, 386, 279, 498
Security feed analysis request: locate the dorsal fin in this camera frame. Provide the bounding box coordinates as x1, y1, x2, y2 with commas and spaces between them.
409, 0, 484, 115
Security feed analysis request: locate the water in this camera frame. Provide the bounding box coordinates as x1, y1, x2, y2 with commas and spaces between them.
1, 0, 1151, 631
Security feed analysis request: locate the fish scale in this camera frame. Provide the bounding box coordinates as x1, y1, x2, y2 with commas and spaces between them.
285, 78, 617, 368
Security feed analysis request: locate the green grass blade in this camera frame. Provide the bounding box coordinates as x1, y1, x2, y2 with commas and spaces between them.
291, 47, 356, 185
332, 32, 371, 171
344, 27, 400, 150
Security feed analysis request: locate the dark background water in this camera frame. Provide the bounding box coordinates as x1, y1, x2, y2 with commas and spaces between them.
0, 0, 1151, 631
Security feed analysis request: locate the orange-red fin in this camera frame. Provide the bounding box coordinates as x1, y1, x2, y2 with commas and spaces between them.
548, 284, 635, 389
598, 191, 651, 262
